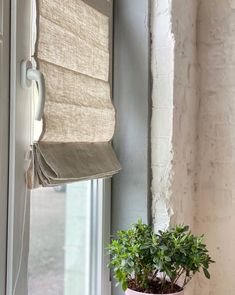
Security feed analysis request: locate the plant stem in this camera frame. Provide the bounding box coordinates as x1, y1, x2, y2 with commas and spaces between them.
152, 269, 159, 280
173, 267, 184, 286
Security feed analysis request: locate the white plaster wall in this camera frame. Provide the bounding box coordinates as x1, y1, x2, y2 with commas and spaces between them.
151, 0, 198, 235
170, 0, 198, 230
151, 0, 175, 233
151, 1, 198, 294
195, 0, 235, 294
151, 0, 235, 295
152, 0, 235, 295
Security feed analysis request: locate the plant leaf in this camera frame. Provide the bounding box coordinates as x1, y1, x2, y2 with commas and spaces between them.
203, 268, 210, 279
122, 281, 128, 291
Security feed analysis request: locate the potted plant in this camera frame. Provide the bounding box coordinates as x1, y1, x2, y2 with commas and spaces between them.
107, 221, 214, 295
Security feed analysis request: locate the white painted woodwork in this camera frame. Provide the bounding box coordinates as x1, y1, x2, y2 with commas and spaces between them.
7, 0, 32, 294
0, 0, 10, 293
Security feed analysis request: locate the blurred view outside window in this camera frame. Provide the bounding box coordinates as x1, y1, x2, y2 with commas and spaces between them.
28, 182, 92, 295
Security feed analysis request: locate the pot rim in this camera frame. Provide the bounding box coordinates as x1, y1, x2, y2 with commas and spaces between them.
126, 287, 184, 295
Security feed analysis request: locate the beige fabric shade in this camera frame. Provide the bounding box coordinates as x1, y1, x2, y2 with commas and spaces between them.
31, 0, 121, 187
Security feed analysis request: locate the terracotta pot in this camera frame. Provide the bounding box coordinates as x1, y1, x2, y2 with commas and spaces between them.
125, 288, 184, 295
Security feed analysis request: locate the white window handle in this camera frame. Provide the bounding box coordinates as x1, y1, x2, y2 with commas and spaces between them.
21, 60, 45, 121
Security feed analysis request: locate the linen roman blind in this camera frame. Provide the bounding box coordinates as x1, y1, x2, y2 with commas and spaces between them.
31, 0, 121, 187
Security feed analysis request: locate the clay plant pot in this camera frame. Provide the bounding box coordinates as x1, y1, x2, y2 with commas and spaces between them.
125, 288, 184, 295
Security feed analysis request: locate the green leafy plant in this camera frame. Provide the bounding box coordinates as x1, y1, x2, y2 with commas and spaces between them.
107, 221, 214, 294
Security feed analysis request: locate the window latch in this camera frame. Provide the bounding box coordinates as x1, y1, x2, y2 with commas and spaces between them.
20, 59, 45, 121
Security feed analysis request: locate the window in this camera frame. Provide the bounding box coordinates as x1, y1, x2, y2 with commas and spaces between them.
7, 1, 112, 294
28, 180, 111, 295
28, 182, 92, 295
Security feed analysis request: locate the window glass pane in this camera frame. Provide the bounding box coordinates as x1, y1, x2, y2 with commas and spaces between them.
28, 181, 91, 295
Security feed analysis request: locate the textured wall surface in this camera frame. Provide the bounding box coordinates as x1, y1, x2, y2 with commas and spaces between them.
151, 0, 174, 232
151, 1, 198, 294
152, 0, 235, 295
195, 0, 235, 294
151, 0, 198, 233
170, 0, 198, 231
151, 1, 198, 293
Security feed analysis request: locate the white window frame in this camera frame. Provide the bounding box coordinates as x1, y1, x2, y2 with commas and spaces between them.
89, 179, 111, 295
0, 0, 10, 293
